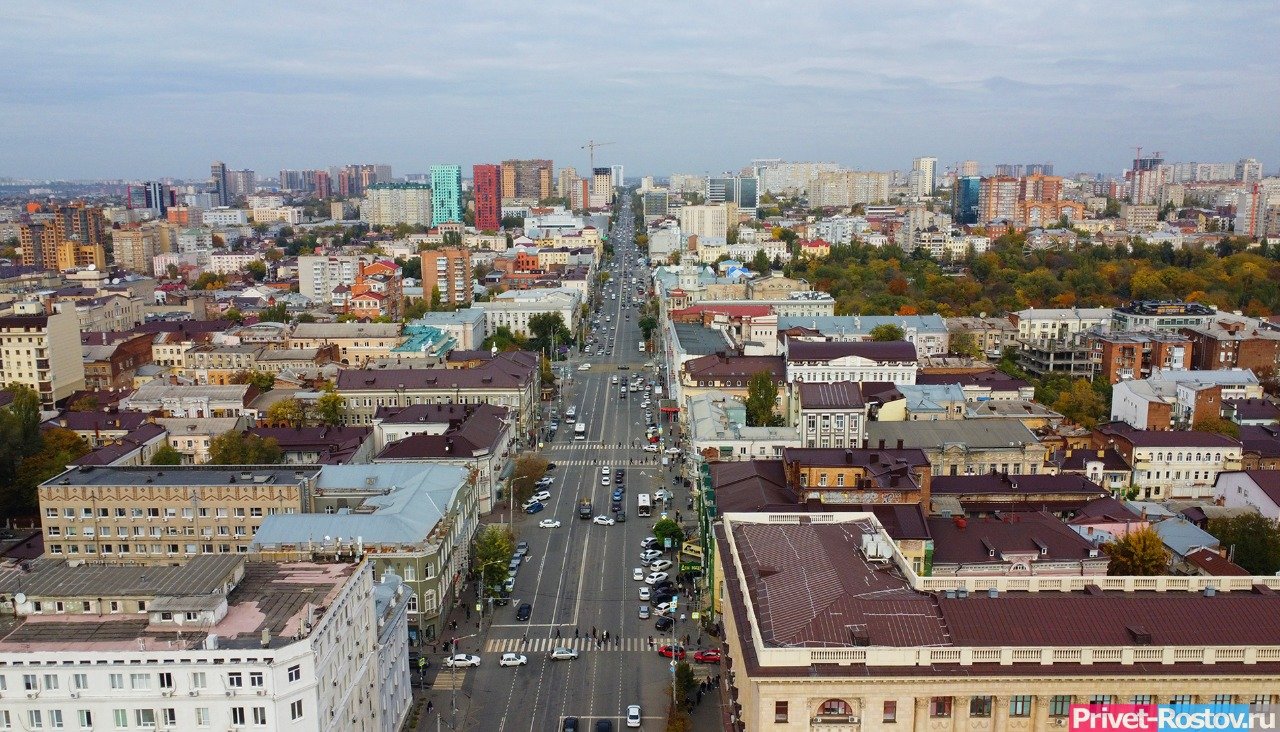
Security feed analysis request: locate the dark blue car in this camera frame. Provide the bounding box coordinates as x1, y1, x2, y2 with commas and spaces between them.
525, 501, 545, 514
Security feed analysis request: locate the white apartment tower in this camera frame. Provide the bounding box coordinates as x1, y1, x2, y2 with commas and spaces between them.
911, 157, 938, 196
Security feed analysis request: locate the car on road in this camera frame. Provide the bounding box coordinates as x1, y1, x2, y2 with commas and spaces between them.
596, 721, 613, 732
548, 647, 580, 661
516, 602, 532, 621
562, 717, 579, 732
524, 501, 545, 514
649, 559, 673, 572
638, 586, 651, 600
655, 615, 674, 631
538, 519, 562, 529
611, 488, 624, 501
593, 515, 615, 526
632, 567, 645, 581
645, 571, 669, 585
601, 475, 610, 486
444, 654, 481, 668
503, 577, 515, 592
626, 705, 642, 728
602, 466, 611, 475
499, 653, 527, 667
536, 476, 554, 487
546, 463, 557, 470
618, 365, 630, 370
640, 549, 662, 562
577, 363, 591, 371
665, 447, 681, 455
638, 605, 650, 619
655, 601, 677, 614
614, 511, 626, 522
657, 644, 686, 660
642, 444, 659, 453
641, 537, 660, 549
514, 541, 529, 559
532, 490, 552, 502
693, 649, 722, 664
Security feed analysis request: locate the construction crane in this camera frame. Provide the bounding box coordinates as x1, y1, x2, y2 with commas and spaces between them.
581, 139, 615, 171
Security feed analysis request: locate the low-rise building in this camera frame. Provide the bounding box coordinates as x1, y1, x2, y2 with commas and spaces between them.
289, 321, 404, 366
930, 473, 1109, 516
409, 308, 486, 350
1111, 300, 1217, 332
0, 305, 85, 408
792, 381, 869, 448
156, 416, 244, 463
181, 343, 263, 385
1214, 469, 1280, 521
781, 447, 932, 505
686, 391, 801, 463
865, 420, 1046, 478
1093, 330, 1194, 384
1184, 316, 1280, 372
785, 340, 919, 385
927, 511, 1106, 576
1095, 424, 1243, 500
1110, 369, 1261, 430
122, 382, 259, 418
476, 288, 581, 338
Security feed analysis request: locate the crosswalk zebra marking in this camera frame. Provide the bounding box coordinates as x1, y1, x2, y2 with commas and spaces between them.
483, 636, 662, 654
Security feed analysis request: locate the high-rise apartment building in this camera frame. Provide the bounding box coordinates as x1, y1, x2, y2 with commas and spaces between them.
610, 164, 625, 187
419, 247, 472, 306
299, 255, 363, 304
430, 165, 463, 226
0, 302, 85, 407
314, 169, 332, 199
500, 159, 553, 200
591, 167, 613, 208
809, 171, 891, 208
210, 160, 229, 206
754, 161, 840, 195
978, 176, 1020, 224
361, 183, 432, 227
557, 166, 578, 199
1130, 152, 1165, 204
678, 204, 729, 241
954, 176, 981, 224
472, 164, 502, 231
912, 156, 937, 196
20, 204, 107, 271
227, 169, 256, 199
1237, 158, 1263, 184
959, 160, 981, 177
111, 224, 166, 274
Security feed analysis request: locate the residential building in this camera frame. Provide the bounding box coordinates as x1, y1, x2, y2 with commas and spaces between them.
807, 170, 891, 207
500, 159, 553, 200
785, 340, 919, 385
927, 511, 1107, 576
678, 204, 729, 241
0, 556, 409, 732
681, 353, 786, 407
360, 183, 432, 227
1110, 369, 1261, 430
591, 167, 612, 207
1095, 425, 1243, 500
932, 473, 1108, 516
347, 259, 404, 321
289, 321, 404, 366
714, 511, 1280, 732
1111, 300, 1217, 332
81, 332, 154, 389
686, 391, 801, 462
977, 175, 1019, 224
429, 164, 462, 225
865, 420, 1046, 477
782, 447, 932, 505
181, 344, 262, 385
155, 416, 243, 463
472, 163, 501, 231
419, 247, 472, 307
0, 304, 85, 407
110, 223, 167, 274
1214, 470, 1280, 521
911, 156, 937, 196
121, 382, 258, 418
1094, 330, 1193, 384
792, 381, 868, 448
945, 315, 1016, 355
1184, 317, 1280, 372
37, 464, 319, 559
408, 308, 486, 350
298, 254, 366, 305
1121, 202, 1160, 230
476, 288, 580, 338
1011, 307, 1112, 341
779, 314, 950, 357
252, 464, 474, 643
210, 159, 230, 205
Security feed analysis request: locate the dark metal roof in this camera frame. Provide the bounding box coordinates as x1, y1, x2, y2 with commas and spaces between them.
787, 340, 917, 363
927, 511, 1099, 564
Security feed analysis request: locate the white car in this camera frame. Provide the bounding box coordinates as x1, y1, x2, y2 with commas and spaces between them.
593, 515, 616, 526
536, 476, 554, 487
632, 567, 645, 581
499, 653, 527, 667
538, 518, 562, 529
548, 647, 579, 661
532, 490, 552, 502
649, 559, 673, 572
601, 466, 611, 475
638, 586, 651, 601
601, 476, 610, 486
645, 571, 669, 585
655, 601, 678, 614
444, 654, 481, 668
640, 549, 662, 562
627, 704, 642, 727
642, 444, 659, 453
664, 447, 682, 455
578, 363, 591, 371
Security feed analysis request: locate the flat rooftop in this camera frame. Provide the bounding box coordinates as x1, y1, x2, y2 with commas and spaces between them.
0, 561, 357, 652
42, 465, 320, 488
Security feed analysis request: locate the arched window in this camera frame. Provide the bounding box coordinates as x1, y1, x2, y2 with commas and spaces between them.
820, 699, 853, 715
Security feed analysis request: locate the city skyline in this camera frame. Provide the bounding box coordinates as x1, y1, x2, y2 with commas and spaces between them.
1, 1, 1277, 180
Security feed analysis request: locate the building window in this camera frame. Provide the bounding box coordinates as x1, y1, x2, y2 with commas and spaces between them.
26, 711, 41, 730
252, 707, 267, 725
1010, 695, 1032, 717
109, 673, 124, 690
969, 696, 993, 717
231, 708, 246, 725
774, 701, 788, 723
77, 710, 92, 728
882, 701, 896, 723
287, 665, 301, 683
290, 700, 303, 721
227, 672, 243, 688
1049, 696, 1072, 717
819, 700, 851, 716
195, 708, 210, 726
1211, 695, 1233, 706
192, 672, 207, 689
1089, 695, 1112, 705
113, 710, 127, 728
1131, 695, 1152, 704
248, 672, 263, 688
130, 673, 150, 690
1170, 696, 1194, 706
930, 697, 952, 718
134, 708, 155, 728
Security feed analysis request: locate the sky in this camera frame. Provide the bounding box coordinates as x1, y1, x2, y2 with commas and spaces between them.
1, 0, 1277, 181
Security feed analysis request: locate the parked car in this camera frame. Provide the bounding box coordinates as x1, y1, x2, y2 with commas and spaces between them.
645, 571, 670, 585
632, 567, 645, 581
444, 654, 481, 668
499, 653, 528, 667
638, 605, 651, 619
638, 586, 651, 601
640, 549, 662, 562
657, 644, 686, 660
649, 559, 673, 572
533, 490, 552, 502
693, 649, 722, 664
655, 615, 674, 631
525, 501, 545, 514
626, 705, 642, 728
562, 717, 579, 731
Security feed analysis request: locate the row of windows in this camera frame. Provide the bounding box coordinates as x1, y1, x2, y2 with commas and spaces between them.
49, 524, 250, 537
7, 703, 301, 729
47, 543, 247, 557
773, 695, 1280, 723
1140, 452, 1228, 463
3, 667, 302, 693
47, 506, 271, 519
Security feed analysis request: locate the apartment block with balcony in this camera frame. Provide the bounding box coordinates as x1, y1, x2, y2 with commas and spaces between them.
419, 247, 472, 307
0, 304, 86, 408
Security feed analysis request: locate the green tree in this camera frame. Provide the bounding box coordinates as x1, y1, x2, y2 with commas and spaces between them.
528, 312, 572, 356
949, 331, 981, 358
638, 315, 658, 341
473, 524, 516, 595
243, 260, 267, 281
0, 384, 44, 504
224, 307, 244, 325
744, 370, 781, 427
483, 326, 528, 352
1207, 513, 1280, 575
150, 444, 184, 465
652, 517, 684, 548
1193, 415, 1241, 439
869, 323, 906, 341
511, 453, 549, 504
207, 431, 283, 465
230, 370, 275, 391
258, 302, 289, 322
315, 386, 346, 427
68, 394, 100, 412
429, 285, 442, 312
403, 298, 430, 321
11, 427, 91, 514
265, 397, 309, 428
1103, 527, 1170, 576
1052, 378, 1106, 428
750, 248, 771, 273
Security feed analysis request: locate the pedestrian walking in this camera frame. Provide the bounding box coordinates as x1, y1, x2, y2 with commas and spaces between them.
591, 626, 597, 639
696, 635, 702, 646
555, 628, 561, 639
427, 701, 433, 713
466, 608, 471, 620
575, 628, 580, 639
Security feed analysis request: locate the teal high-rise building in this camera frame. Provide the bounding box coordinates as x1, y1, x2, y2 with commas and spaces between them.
430, 164, 463, 226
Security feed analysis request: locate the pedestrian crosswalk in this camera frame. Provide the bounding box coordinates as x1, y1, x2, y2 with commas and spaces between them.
429, 670, 467, 690
541, 458, 666, 467
484, 636, 665, 654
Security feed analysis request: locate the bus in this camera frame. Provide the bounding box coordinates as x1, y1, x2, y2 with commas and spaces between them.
637, 493, 652, 517
574, 422, 587, 440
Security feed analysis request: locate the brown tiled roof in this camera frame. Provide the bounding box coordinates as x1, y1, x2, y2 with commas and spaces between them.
336, 352, 535, 391
916, 369, 1031, 391
932, 473, 1105, 496
1114, 429, 1241, 448
1239, 425, 1280, 458
782, 447, 930, 470
1071, 496, 1142, 522
1183, 547, 1251, 576
797, 381, 865, 409
376, 406, 507, 460
1057, 447, 1131, 472
683, 353, 784, 380
787, 340, 917, 363
711, 461, 794, 511
1240, 469, 1280, 506
927, 511, 1098, 564
1227, 398, 1280, 421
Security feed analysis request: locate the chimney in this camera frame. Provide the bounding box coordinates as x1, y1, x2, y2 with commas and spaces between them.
896, 439, 904, 450
878, 439, 886, 449
844, 450, 853, 464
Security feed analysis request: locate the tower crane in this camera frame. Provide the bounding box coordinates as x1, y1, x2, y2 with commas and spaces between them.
581, 139, 615, 170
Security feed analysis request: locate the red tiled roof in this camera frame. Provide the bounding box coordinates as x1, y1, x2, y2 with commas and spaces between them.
1183, 547, 1251, 576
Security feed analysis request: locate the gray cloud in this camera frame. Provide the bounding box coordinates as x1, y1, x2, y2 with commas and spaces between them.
0, 0, 1276, 179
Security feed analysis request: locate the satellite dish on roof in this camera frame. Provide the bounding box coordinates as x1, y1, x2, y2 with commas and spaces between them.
14, 593, 26, 604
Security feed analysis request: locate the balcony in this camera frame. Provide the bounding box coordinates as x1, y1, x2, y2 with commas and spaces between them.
811, 715, 860, 729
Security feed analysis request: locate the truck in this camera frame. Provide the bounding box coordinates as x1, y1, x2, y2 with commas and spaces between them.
574, 421, 587, 440
577, 498, 593, 520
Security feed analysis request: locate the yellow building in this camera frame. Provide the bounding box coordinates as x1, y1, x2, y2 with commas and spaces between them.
713, 512, 1280, 731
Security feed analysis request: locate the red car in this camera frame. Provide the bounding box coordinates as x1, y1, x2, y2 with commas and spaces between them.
693, 649, 721, 664
657, 644, 686, 660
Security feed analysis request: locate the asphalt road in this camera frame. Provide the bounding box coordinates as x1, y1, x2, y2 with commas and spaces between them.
438, 194, 696, 731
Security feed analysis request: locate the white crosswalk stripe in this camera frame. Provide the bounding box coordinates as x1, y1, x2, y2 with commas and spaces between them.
484, 636, 658, 654
430, 671, 468, 690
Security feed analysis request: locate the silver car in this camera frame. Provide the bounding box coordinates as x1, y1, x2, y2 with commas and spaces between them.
638, 605, 651, 619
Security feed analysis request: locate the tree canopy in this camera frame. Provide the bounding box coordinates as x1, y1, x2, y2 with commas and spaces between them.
473, 524, 516, 596
744, 370, 781, 427
652, 517, 684, 548
208, 431, 283, 465
510, 453, 549, 504
868, 323, 906, 341
149, 444, 184, 465
1103, 527, 1170, 576
1208, 513, 1280, 575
